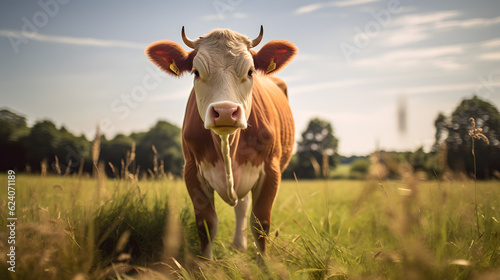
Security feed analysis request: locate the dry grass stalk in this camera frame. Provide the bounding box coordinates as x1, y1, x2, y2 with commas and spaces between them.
108, 162, 117, 177
322, 150, 329, 179
92, 125, 101, 176
116, 230, 131, 253
469, 118, 490, 146
438, 142, 447, 173
309, 156, 321, 178
64, 159, 72, 176
468, 117, 490, 238
54, 155, 62, 175
368, 152, 388, 180
147, 168, 155, 179
123, 142, 137, 181
152, 145, 159, 176
125, 151, 131, 178
159, 160, 166, 179
130, 142, 136, 163
78, 157, 85, 179
386, 163, 439, 279
96, 161, 107, 200
162, 187, 182, 263
41, 158, 48, 177
134, 166, 140, 181
121, 159, 125, 179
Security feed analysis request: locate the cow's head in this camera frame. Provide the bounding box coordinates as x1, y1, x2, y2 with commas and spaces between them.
146, 26, 297, 136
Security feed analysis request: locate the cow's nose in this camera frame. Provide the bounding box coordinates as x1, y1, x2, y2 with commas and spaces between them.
210, 103, 242, 126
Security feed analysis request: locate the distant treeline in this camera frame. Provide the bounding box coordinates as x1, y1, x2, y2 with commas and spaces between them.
2, 95, 500, 179
0, 109, 183, 177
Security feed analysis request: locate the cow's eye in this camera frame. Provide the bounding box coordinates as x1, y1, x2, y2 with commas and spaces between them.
247, 69, 253, 77
193, 70, 200, 78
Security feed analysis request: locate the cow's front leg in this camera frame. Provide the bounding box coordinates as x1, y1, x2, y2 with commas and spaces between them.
251, 163, 280, 262
185, 162, 218, 260
232, 193, 251, 250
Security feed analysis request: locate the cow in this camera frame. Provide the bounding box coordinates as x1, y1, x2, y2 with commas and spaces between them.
145, 26, 297, 261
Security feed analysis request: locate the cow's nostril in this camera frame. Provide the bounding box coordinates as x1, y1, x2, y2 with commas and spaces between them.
232, 107, 240, 119
211, 107, 220, 119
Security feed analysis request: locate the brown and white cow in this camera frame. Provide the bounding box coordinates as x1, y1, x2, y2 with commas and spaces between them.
146, 26, 297, 261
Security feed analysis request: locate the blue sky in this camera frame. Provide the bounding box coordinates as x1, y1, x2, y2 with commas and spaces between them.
1, 0, 499, 156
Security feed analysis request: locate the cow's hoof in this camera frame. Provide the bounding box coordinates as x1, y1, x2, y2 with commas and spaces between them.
231, 240, 247, 252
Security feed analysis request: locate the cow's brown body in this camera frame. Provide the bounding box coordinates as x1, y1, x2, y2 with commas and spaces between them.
183, 74, 294, 258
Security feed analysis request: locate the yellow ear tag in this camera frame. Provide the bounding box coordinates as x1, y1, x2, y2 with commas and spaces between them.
266, 57, 276, 74
169, 60, 180, 75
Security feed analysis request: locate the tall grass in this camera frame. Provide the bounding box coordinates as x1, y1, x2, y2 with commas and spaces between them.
0, 173, 499, 279
469, 117, 490, 238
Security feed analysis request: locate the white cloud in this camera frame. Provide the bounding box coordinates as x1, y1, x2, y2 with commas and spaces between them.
379, 11, 460, 48
0, 29, 145, 49
481, 38, 500, 48
478, 52, 500, 61
294, 0, 380, 15
291, 79, 368, 95
289, 74, 496, 101
293, 52, 324, 62
379, 11, 500, 48
289, 76, 395, 96
232, 12, 248, 19
381, 25, 430, 47
201, 12, 248, 21
393, 11, 461, 27
434, 15, 500, 29
387, 82, 479, 96
354, 45, 465, 70
377, 80, 500, 97
294, 3, 325, 15
149, 89, 191, 102
334, 0, 380, 7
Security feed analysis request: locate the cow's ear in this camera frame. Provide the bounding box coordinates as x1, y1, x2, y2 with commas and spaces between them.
145, 41, 195, 76
253, 40, 297, 75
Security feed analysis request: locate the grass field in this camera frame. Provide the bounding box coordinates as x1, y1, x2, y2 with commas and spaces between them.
0, 173, 499, 280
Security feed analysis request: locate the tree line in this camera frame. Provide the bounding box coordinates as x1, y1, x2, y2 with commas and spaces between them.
1, 96, 499, 179
284, 96, 500, 179
0, 110, 183, 178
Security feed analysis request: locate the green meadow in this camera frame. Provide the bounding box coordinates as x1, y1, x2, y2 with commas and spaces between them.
0, 173, 499, 280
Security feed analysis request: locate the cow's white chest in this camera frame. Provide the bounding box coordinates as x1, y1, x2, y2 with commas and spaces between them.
199, 161, 264, 199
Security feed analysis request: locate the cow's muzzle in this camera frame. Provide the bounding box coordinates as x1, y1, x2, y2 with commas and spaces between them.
205, 101, 247, 135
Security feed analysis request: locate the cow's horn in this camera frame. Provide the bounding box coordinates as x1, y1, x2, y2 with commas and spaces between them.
181, 26, 195, 49
251, 25, 263, 48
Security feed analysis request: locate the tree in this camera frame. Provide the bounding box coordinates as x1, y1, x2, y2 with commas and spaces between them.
434, 96, 500, 178
0, 109, 29, 142
100, 134, 135, 177
432, 112, 448, 152
55, 126, 90, 174
23, 120, 91, 174
0, 108, 185, 177
25, 120, 60, 169
292, 118, 339, 179
0, 109, 29, 171
349, 159, 370, 179
136, 120, 183, 177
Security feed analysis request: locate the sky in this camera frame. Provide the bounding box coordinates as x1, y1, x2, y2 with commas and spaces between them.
1, 0, 500, 156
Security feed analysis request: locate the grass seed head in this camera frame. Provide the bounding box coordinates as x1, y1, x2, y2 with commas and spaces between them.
469, 117, 490, 145
92, 125, 101, 164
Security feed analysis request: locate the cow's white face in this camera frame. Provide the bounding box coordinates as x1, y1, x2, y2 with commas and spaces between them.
191, 32, 254, 136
